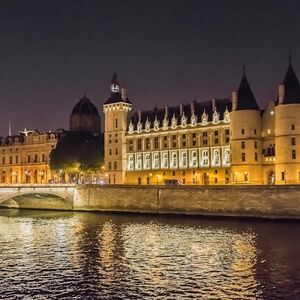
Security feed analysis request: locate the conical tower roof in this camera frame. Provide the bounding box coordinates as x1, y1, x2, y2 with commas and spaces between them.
236, 69, 260, 110
282, 60, 300, 104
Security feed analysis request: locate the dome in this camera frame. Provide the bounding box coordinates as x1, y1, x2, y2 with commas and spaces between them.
71, 95, 99, 116
70, 94, 101, 133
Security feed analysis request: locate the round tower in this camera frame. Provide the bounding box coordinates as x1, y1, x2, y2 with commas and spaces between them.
103, 73, 132, 184
230, 68, 263, 184
275, 59, 300, 184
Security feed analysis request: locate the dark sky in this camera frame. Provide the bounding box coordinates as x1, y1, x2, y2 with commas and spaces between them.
0, 0, 300, 136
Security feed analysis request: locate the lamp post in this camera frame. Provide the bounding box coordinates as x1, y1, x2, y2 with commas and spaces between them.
39, 171, 44, 184
59, 169, 63, 184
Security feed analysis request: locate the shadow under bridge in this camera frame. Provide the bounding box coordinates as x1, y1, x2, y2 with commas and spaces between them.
0, 185, 75, 210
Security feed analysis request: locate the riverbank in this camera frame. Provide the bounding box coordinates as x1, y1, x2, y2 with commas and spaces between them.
1, 184, 300, 219
73, 184, 300, 219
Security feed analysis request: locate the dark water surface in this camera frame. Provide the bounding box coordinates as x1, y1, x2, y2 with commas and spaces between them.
1, 209, 300, 299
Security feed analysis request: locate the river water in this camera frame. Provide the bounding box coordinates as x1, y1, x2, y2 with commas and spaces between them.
0, 209, 300, 299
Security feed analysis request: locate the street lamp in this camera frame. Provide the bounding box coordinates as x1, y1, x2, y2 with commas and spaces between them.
39, 171, 44, 184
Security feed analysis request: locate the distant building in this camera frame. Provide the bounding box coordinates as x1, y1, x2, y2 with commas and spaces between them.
0, 94, 101, 184
0, 129, 60, 184
103, 60, 300, 185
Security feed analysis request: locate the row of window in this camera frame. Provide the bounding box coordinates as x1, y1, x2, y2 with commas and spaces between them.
241, 152, 258, 162
1, 154, 48, 165
241, 141, 258, 149
127, 148, 231, 171
128, 133, 230, 152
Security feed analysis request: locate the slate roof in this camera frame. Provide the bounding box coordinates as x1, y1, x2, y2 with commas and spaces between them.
130, 98, 231, 129
72, 95, 99, 116
282, 63, 300, 104
236, 75, 260, 110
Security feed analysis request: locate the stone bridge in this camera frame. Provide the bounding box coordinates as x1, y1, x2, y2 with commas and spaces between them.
0, 184, 76, 210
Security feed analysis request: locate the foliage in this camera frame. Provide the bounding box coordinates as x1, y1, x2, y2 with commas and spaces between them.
50, 131, 104, 179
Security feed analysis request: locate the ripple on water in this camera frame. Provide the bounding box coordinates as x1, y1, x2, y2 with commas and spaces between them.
1, 210, 300, 299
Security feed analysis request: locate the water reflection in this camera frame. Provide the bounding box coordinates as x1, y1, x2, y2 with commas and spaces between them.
0, 209, 300, 299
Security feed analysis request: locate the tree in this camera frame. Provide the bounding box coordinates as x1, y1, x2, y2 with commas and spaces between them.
50, 131, 104, 183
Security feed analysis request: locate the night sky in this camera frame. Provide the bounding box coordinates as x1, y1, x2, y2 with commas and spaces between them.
0, 0, 300, 136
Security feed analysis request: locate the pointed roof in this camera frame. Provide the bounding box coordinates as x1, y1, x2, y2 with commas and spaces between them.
104, 73, 132, 105
236, 71, 260, 110
282, 61, 300, 104
112, 72, 119, 84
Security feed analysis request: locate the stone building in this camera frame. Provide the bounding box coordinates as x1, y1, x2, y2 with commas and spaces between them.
0, 94, 101, 184
0, 129, 60, 184
103, 60, 300, 185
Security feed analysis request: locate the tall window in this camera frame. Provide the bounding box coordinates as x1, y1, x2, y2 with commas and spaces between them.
241, 129, 245, 134
129, 140, 134, 151
113, 161, 117, 169
136, 155, 142, 169
191, 151, 197, 167
292, 150, 296, 160
145, 138, 151, 150
255, 152, 258, 161
181, 152, 187, 168
171, 152, 177, 168
144, 154, 151, 169
137, 139, 142, 151
213, 149, 220, 166
254, 141, 257, 149
154, 137, 159, 149
202, 150, 209, 167
153, 153, 159, 169
242, 153, 246, 162
292, 138, 296, 146
115, 118, 118, 129
108, 162, 112, 170
162, 153, 168, 168
127, 155, 134, 170
241, 141, 245, 149
224, 149, 230, 165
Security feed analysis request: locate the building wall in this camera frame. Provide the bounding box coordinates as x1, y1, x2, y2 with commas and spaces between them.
103, 102, 132, 184
0, 131, 58, 184
230, 110, 263, 184
124, 120, 231, 185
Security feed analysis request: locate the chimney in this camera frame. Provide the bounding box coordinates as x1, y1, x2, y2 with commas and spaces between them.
179, 104, 184, 116
212, 98, 216, 111
231, 91, 238, 111
278, 84, 285, 105
190, 101, 195, 114
121, 87, 127, 101
165, 106, 168, 117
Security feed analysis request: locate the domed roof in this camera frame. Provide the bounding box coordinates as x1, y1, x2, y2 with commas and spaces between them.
71, 94, 99, 116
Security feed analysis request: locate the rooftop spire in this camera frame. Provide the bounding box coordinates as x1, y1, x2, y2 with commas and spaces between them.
112, 72, 119, 84
289, 52, 292, 65
242, 64, 246, 76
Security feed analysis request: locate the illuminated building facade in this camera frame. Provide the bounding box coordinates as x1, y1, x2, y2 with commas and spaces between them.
0, 94, 101, 184
104, 60, 300, 185
0, 130, 59, 184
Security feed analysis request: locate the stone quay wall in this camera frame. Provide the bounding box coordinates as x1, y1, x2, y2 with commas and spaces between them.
74, 185, 300, 219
